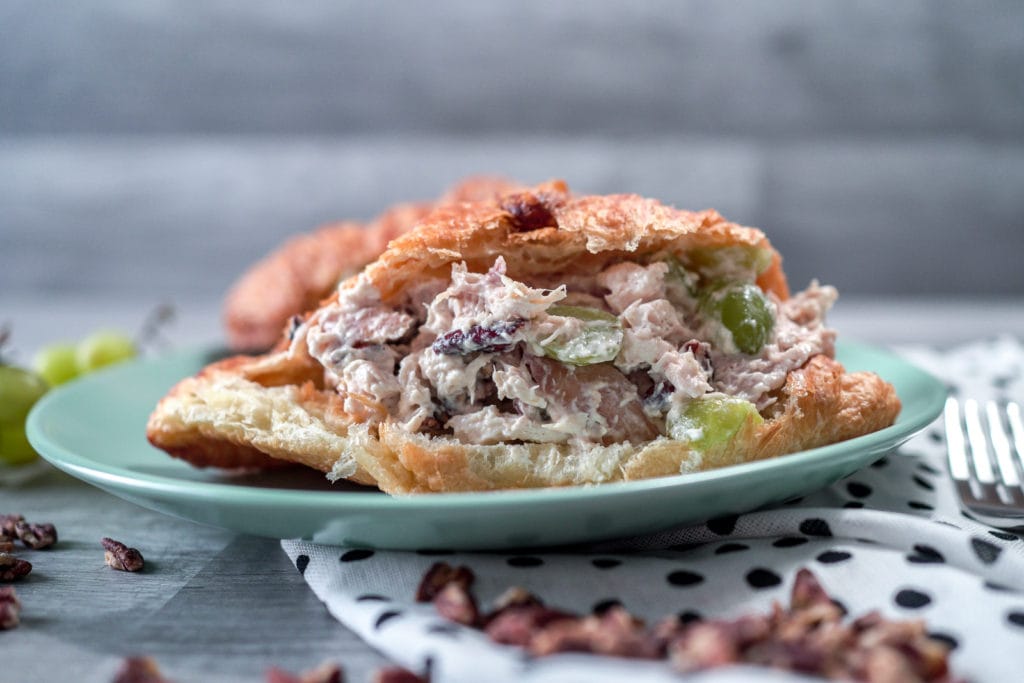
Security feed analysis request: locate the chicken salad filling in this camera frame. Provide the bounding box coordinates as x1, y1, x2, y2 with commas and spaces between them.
297, 248, 837, 451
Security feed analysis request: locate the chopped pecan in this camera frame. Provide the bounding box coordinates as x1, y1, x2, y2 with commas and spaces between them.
266, 661, 344, 683
111, 656, 170, 683
862, 645, 923, 683
414, 562, 961, 682
433, 582, 479, 627
0, 552, 32, 582
485, 604, 577, 647
414, 562, 474, 602
372, 667, 428, 683
669, 621, 742, 671
529, 607, 661, 659
102, 537, 145, 572
490, 586, 543, 612
744, 640, 826, 675
14, 520, 57, 549
500, 191, 558, 232
791, 567, 834, 610
0, 514, 23, 540
666, 569, 959, 681
0, 539, 13, 553
0, 586, 20, 629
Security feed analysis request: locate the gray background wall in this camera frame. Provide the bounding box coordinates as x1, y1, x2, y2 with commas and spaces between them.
2, 0, 1023, 302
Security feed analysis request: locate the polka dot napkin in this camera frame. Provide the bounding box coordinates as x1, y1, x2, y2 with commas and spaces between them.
282, 337, 1024, 682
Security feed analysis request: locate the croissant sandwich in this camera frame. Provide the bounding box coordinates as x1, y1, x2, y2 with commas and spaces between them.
148, 180, 900, 493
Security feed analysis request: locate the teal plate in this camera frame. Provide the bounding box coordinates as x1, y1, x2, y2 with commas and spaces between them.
27, 342, 945, 550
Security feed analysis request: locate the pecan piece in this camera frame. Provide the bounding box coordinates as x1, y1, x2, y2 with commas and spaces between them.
14, 520, 57, 549
669, 621, 742, 671
790, 567, 834, 610
0, 514, 24, 540
111, 656, 170, 683
529, 606, 661, 659
484, 604, 577, 647
102, 537, 145, 572
490, 585, 543, 612
0, 552, 32, 582
372, 667, 428, 683
0, 586, 21, 629
433, 582, 479, 627
414, 562, 474, 602
266, 661, 344, 683
0, 539, 13, 553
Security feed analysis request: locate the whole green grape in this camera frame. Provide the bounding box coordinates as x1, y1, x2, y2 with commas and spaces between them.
0, 365, 49, 424
701, 282, 774, 355
541, 305, 623, 366
0, 423, 38, 465
668, 394, 763, 452
33, 342, 80, 386
0, 365, 49, 465
76, 330, 137, 373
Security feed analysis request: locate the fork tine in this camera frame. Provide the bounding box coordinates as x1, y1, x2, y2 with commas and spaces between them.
986, 401, 1021, 487
964, 399, 997, 484
1008, 402, 1024, 474
945, 397, 971, 481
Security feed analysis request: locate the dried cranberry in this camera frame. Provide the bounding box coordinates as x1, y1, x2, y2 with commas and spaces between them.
500, 192, 557, 232
431, 319, 525, 356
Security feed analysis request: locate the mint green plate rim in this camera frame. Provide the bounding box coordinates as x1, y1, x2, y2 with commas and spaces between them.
26, 341, 946, 543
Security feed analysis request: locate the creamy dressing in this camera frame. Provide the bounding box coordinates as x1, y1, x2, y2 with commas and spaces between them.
303, 253, 837, 447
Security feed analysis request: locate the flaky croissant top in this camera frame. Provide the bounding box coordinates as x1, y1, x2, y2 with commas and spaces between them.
147, 180, 900, 494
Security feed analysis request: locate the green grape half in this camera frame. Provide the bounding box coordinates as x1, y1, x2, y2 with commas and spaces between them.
700, 282, 774, 355
76, 330, 137, 373
33, 342, 80, 386
541, 305, 623, 366
668, 395, 764, 452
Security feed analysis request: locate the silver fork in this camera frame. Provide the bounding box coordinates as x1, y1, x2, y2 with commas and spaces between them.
945, 397, 1024, 524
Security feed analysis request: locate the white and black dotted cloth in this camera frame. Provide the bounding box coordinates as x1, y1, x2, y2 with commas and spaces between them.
282, 337, 1024, 683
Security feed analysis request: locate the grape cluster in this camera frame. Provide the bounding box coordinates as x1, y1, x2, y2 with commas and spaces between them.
0, 329, 137, 466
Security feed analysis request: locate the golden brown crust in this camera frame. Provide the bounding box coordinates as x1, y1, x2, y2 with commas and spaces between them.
223, 175, 522, 351
153, 180, 900, 492
364, 182, 790, 303
146, 351, 375, 485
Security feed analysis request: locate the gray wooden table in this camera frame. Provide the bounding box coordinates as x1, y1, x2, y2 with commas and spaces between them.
2, 296, 1022, 682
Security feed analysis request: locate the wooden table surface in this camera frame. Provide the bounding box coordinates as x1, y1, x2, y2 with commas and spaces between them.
2, 296, 1022, 682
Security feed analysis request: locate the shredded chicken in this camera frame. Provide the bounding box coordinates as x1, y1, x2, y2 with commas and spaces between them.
424, 257, 565, 337
712, 283, 837, 409
306, 253, 837, 448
